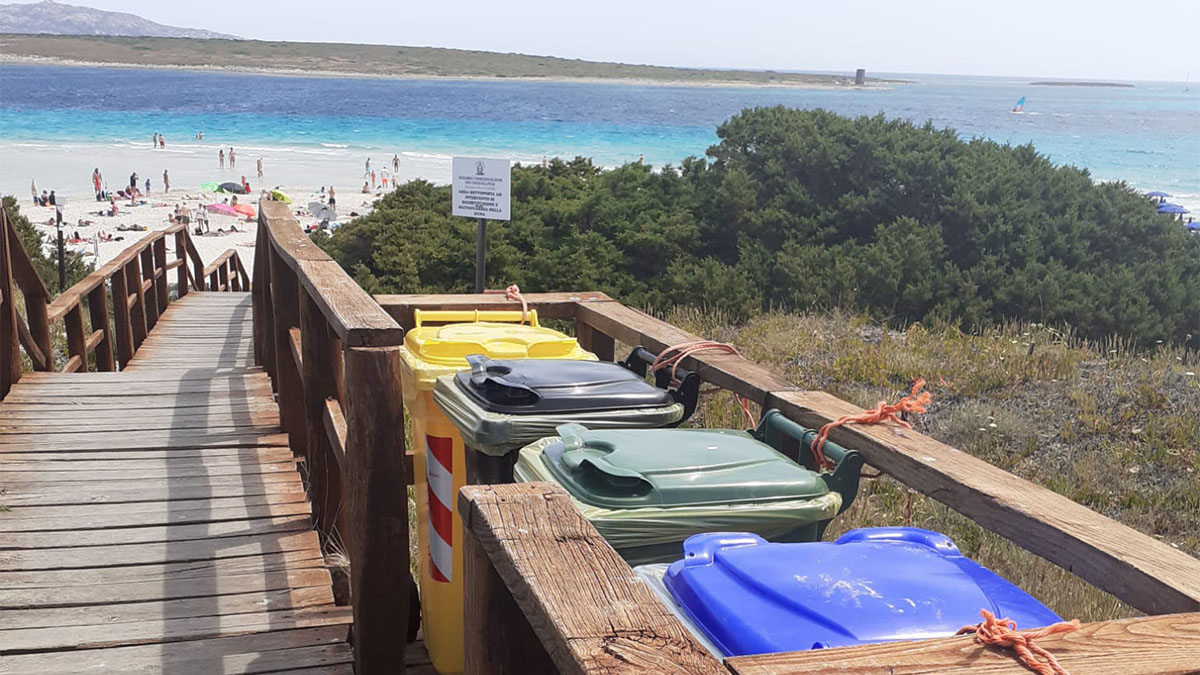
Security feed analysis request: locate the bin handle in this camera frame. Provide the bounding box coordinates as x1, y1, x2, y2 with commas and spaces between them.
413, 309, 540, 328
617, 346, 700, 425
754, 409, 863, 515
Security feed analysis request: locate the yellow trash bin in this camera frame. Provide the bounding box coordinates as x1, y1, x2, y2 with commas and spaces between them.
400, 309, 595, 674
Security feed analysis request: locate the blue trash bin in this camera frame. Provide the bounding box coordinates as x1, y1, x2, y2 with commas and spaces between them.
656, 527, 1062, 657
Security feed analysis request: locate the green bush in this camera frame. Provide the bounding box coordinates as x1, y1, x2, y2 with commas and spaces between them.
320, 108, 1200, 347
3, 196, 92, 294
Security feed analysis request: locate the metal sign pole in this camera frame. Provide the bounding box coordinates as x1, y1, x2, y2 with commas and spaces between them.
474, 217, 486, 293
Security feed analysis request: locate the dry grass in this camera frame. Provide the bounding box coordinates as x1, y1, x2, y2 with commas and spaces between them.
662, 307, 1200, 622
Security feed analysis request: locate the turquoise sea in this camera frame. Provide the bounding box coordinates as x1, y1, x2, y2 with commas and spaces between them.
1, 64, 1197, 206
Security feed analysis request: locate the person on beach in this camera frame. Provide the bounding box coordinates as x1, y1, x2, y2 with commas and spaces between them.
159, 135, 165, 149
130, 172, 138, 191
257, 158, 263, 178
31, 179, 37, 204
230, 148, 236, 168
152, 133, 158, 148
365, 158, 371, 174
39, 190, 49, 206
392, 154, 399, 173
92, 168, 102, 200
231, 195, 239, 207
362, 182, 370, 193
49, 190, 56, 206
328, 186, 336, 211
241, 176, 250, 193
163, 169, 170, 194
145, 178, 151, 194
219, 149, 225, 169
370, 170, 376, 190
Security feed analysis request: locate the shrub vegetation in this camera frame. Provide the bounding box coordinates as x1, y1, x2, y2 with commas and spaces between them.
318, 107, 1200, 346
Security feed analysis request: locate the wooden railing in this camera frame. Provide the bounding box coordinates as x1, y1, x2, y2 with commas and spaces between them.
1, 205, 247, 397
371, 292, 1200, 673
202, 248, 251, 292
252, 200, 409, 675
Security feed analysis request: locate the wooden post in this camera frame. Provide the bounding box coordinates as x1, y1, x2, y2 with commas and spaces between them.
110, 266, 134, 368
218, 261, 230, 293
153, 237, 169, 310
458, 483, 725, 674
126, 258, 148, 349
575, 319, 615, 362
1, 208, 19, 397
24, 294, 51, 371
5, 213, 52, 370
463, 523, 556, 674
63, 305, 88, 373
268, 248, 305, 457
140, 246, 160, 329
87, 285, 115, 371
301, 290, 344, 546
252, 226, 267, 366
174, 230, 190, 299
343, 345, 410, 675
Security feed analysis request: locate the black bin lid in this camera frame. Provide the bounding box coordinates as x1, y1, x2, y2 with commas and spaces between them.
455, 356, 676, 414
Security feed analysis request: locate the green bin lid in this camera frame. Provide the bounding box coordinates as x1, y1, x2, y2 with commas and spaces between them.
540, 424, 828, 509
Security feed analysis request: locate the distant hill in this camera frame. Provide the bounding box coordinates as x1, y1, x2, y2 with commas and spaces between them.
0, 0, 237, 39
0, 33, 901, 87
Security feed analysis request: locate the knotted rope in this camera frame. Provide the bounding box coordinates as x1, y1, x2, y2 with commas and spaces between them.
957, 610, 1081, 675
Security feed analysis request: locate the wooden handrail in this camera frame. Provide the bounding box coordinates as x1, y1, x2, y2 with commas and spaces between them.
253, 199, 410, 675
1, 212, 247, 389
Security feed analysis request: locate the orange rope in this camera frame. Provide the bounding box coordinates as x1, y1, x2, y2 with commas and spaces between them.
810, 378, 932, 470
651, 341, 756, 427
956, 610, 1081, 675
483, 284, 528, 323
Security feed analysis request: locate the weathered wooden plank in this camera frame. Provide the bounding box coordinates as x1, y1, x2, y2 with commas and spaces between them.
0, 626, 350, 675
772, 390, 1200, 615
1, 453, 295, 471
0, 566, 331, 609
0, 549, 326, 589
725, 612, 1200, 675
0, 500, 313, 532
575, 300, 796, 404
0, 604, 353, 653
375, 291, 613, 331
2, 445, 291, 463
1, 516, 314, 550
0, 417, 280, 434
0, 431, 291, 452
2, 479, 304, 506
1, 461, 299, 481
6, 585, 335, 630
5, 380, 273, 396
459, 483, 726, 674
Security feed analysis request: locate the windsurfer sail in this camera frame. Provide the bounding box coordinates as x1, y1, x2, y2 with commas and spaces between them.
1012, 96, 1026, 113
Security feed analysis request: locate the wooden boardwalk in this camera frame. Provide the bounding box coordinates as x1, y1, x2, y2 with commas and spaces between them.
0, 293, 358, 674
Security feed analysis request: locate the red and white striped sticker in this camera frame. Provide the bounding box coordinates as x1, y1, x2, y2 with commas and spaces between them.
426, 434, 454, 583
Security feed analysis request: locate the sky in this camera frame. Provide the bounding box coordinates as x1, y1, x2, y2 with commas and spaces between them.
10, 0, 1200, 81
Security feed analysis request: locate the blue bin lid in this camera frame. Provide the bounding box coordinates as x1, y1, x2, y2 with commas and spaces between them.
662, 527, 1062, 657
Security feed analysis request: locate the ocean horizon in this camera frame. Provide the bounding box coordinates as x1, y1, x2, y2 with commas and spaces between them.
1, 63, 1197, 211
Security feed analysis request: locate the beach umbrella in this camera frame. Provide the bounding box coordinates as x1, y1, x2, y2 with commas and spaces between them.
233, 204, 256, 218
217, 182, 248, 194
1145, 191, 1172, 198
1157, 203, 1189, 214
1186, 221, 1200, 231
200, 181, 220, 192
206, 203, 239, 217
308, 201, 336, 222
270, 189, 292, 204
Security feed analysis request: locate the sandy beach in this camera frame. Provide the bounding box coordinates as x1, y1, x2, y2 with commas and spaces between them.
7, 140, 453, 278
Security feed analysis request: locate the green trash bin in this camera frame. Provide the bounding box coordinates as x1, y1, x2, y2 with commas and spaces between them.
513, 410, 863, 565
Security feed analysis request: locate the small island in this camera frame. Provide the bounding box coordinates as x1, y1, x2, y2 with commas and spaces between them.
1030, 81, 1134, 88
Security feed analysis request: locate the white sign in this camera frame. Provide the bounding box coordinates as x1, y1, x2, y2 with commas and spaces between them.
452, 157, 511, 221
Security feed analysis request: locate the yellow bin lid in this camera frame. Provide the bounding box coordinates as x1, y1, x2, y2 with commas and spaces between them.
399, 309, 596, 391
